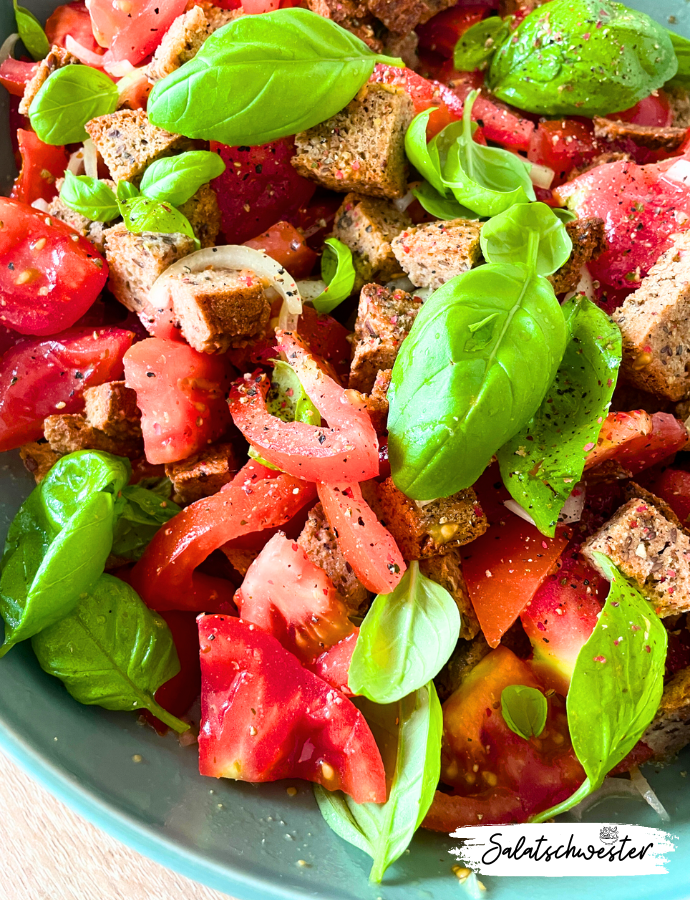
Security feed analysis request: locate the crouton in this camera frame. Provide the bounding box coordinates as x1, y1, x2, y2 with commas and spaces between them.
177, 182, 221, 249
19, 441, 63, 483
332, 193, 410, 286
44, 414, 143, 459
593, 116, 688, 152
47, 177, 117, 253
349, 284, 422, 393
420, 550, 480, 639
582, 495, 690, 617
612, 232, 690, 401
304, 0, 382, 50
147, 6, 209, 83
297, 502, 372, 615
367, 0, 454, 34
363, 368, 391, 435
391, 218, 483, 290
85, 109, 191, 185
104, 224, 195, 319
667, 85, 690, 129
375, 477, 488, 559
434, 633, 491, 702
292, 83, 414, 200
549, 217, 607, 295
164, 442, 240, 504
19, 45, 79, 115
83, 381, 141, 441
222, 547, 259, 577
381, 30, 419, 69
643, 665, 690, 760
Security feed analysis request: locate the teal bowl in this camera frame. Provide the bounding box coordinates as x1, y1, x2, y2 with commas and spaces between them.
3, 3, 690, 897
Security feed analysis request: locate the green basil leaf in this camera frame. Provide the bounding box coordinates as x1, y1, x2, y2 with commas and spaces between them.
14, 0, 49, 61
29, 65, 119, 145
388, 263, 567, 500
149, 8, 402, 146
497, 295, 621, 535
267, 359, 321, 426
314, 682, 442, 882
553, 207, 577, 224
139, 150, 226, 206
501, 684, 548, 739
411, 181, 477, 220
531, 553, 667, 822
136, 476, 174, 498
39, 450, 130, 531
32, 574, 189, 733
667, 31, 690, 86
111, 485, 181, 562
453, 16, 512, 73
60, 171, 120, 223
312, 238, 356, 314
404, 108, 447, 196
117, 180, 140, 202
489, 0, 677, 116
119, 195, 199, 247
480, 201, 573, 276
349, 562, 460, 703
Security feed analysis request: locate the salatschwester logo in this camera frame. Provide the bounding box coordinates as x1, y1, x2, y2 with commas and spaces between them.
450, 822, 676, 876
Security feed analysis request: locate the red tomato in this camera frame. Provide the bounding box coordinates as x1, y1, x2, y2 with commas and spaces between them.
527, 118, 600, 185
609, 90, 673, 127
86, 0, 186, 63
130, 460, 317, 611
198, 615, 386, 802
616, 412, 688, 474
309, 629, 358, 696
243, 221, 317, 280
143, 610, 202, 734
317, 482, 405, 594
116, 67, 152, 111
416, 5, 486, 58
229, 332, 379, 483
584, 409, 653, 469
371, 63, 461, 139
211, 139, 316, 245
123, 338, 232, 465
0, 198, 108, 336
0, 59, 38, 97
0, 325, 134, 451
11, 130, 68, 207
291, 192, 342, 251
424, 787, 524, 830
46, 1, 103, 55
236, 532, 355, 661
647, 468, 690, 526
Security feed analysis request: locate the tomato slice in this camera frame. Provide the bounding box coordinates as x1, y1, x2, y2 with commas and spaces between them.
47, 1, 104, 55
0, 198, 108, 336
0, 325, 134, 452
585, 410, 687, 474
130, 460, 317, 611
243, 221, 317, 280
609, 90, 673, 127
198, 614, 386, 803
309, 629, 358, 696
236, 532, 355, 661
87, 0, 186, 62
647, 468, 690, 526
317, 482, 406, 594
416, 5, 486, 58
584, 410, 652, 469
527, 118, 600, 185
11, 130, 68, 207
142, 610, 202, 734
0, 59, 38, 97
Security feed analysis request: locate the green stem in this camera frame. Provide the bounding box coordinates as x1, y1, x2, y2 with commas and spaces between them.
526, 229, 540, 271
146, 698, 191, 734
529, 777, 593, 823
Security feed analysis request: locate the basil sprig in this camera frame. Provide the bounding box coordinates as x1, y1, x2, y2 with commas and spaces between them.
315, 683, 442, 882
480, 202, 573, 276
453, 16, 512, 73
117, 180, 140, 203
312, 238, 356, 314
119, 196, 199, 246
139, 150, 226, 207
531, 554, 667, 822
14, 0, 49, 61
29, 66, 119, 145
60, 171, 121, 222
501, 685, 547, 740
348, 561, 460, 703
149, 8, 402, 146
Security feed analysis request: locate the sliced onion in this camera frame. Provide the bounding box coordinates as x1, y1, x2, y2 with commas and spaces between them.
386, 275, 416, 292
570, 777, 643, 820
116, 65, 146, 102
393, 190, 416, 213
0, 33, 20, 64
503, 499, 537, 526
529, 162, 555, 190
65, 34, 106, 68
31, 198, 50, 212
104, 57, 134, 77
564, 265, 595, 302
557, 485, 585, 524
67, 148, 85, 175
83, 138, 98, 179
663, 158, 690, 187
630, 766, 671, 822
296, 278, 328, 302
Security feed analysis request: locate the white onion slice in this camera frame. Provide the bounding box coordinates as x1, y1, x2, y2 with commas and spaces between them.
104, 57, 134, 77
386, 275, 417, 292
529, 162, 555, 190
663, 158, 690, 187
630, 766, 671, 822
67, 148, 85, 175
65, 34, 106, 68
564, 265, 595, 302
31, 198, 50, 212
393, 190, 416, 213
570, 777, 643, 820
82, 138, 98, 179
0, 33, 20, 64
296, 278, 328, 302
503, 499, 537, 526
557, 485, 585, 524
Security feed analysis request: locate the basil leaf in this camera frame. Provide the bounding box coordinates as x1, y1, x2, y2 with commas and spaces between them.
14, 0, 49, 61
349, 562, 460, 703
388, 263, 567, 500
480, 201, 573, 276
32, 574, 189, 733
117, 180, 140, 202
312, 238, 356, 314
314, 682, 442, 882
453, 16, 512, 73
667, 31, 690, 87
531, 554, 667, 822
29, 65, 119, 145
39, 450, 130, 531
60, 171, 120, 223
411, 181, 477, 220
497, 295, 621, 535
501, 684, 547, 739
139, 150, 226, 207
136, 476, 174, 498
119, 195, 199, 247
111, 485, 181, 562
553, 207, 577, 224
489, 0, 677, 116
405, 108, 447, 196
149, 8, 402, 146
267, 359, 321, 426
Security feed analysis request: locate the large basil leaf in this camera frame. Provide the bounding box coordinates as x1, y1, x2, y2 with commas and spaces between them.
388, 263, 567, 501
29, 66, 119, 145
667, 31, 690, 87
489, 0, 677, 116
139, 150, 226, 207
349, 562, 460, 703
453, 16, 512, 73
148, 9, 402, 146
14, 0, 49, 60
312, 238, 356, 314
119, 196, 199, 246
480, 201, 573, 276
497, 295, 621, 535
405, 108, 447, 196
314, 683, 442, 882
40, 450, 130, 530
111, 485, 181, 562
32, 574, 189, 733
531, 554, 666, 822
60, 172, 120, 223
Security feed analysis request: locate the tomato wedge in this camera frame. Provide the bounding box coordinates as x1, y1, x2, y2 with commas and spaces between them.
584, 410, 653, 469
309, 629, 358, 696
647, 468, 690, 526
198, 615, 386, 802
243, 221, 317, 280
11, 130, 68, 206
0, 59, 38, 97
585, 410, 687, 474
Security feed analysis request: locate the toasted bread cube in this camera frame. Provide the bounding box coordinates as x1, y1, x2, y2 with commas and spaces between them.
165, 442, 240, 504
47, 177, 116, 254
19, 441, 63, 483
43, 413, 143, 458
434, 632, 491, 702
19, 45, 79, 115
550, 217, 606, 295
304, 0, 382, 50
420, 550, 480, 639
292, 83, 414, 200
177, 183, 221, 249
363, 368, 391, 435
391, 218, 483, 289
297, 502, 372, 615
349, 284, 422, 393
375, 477, 488, 559
593, 116, 688, 152
381, 30, 419, 69
368, 0, 454, 33
643, 665, 690, 759
332, 193, 410, 286
612, 233, 690, 401
667, 85, 690, 128
146, 5, 239, 83
83, 381, 141, 441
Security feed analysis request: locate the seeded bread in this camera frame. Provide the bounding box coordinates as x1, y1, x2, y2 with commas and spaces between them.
391, 218, 483, 289
420, 550, 480, 639
165, 442, 241, 504
177, 183, 222, 249
147, 4, 240, 83
19, 45, 79, 115
550, 216, 607, 295
593, 116, 688, 152
19, 441, 63, 483
332, 193, 410, 287
363, 367, 391, 435
83, 381, 142, 442
304, 0, 382, 51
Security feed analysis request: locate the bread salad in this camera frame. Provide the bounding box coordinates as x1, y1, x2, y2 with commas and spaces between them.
4, 0, 690, 880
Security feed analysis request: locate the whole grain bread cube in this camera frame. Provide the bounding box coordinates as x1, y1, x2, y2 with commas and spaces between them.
391, 218, 483, 289
420, 550, 480, 639
367, 0, 454, 33
297, 502, 372, 616
304, 0, 382, 51
83, 381, 141, 441
146, 5, 239, 83
667, 85, 690, 129
43, 414, 143, 459
19, 45, 79, 115
165, 442, 240, 504
593, 116, 688, 152
612, 232, 690, 401
85, 109, 191, 185
332, 193, 411, 286
549, 217, 607, 295
177, 182, 221, 249
643, 665, 690, 759
47, 177, 117, 253
375, 477, 488, 559
363, 368, 391, 435
292, 83, 414, 200
349, 284, 422, 393
168, 266, 270, 354
104, 224, 195, 320
19, 441, 63, 483
222, 546, 259, 577
434, 632, 491, 702
381, 30, 419, 69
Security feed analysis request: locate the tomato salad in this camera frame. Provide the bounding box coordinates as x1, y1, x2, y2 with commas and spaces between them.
3, 0, 690, 882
